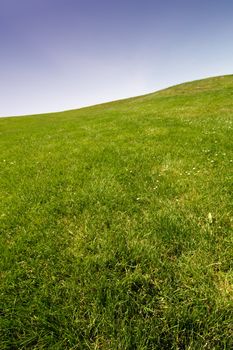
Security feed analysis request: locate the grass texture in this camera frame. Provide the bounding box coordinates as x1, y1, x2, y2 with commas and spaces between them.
0, 75, 233, 349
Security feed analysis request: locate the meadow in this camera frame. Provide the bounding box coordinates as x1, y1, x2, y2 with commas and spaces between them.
0, 75, 232, 349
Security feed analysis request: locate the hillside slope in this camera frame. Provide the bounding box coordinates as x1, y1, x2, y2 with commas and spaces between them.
0, 76, 233, 349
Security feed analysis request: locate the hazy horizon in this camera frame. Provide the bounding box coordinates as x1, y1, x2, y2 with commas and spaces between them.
1, 0, 233, 117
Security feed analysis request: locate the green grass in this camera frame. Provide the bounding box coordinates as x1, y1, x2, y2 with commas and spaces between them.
0, 75, 232, 349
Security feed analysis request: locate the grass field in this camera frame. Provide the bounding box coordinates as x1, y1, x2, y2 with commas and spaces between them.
0, 75, 233, 349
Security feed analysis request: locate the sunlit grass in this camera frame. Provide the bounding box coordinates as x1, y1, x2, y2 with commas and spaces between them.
0, 75, 233, 349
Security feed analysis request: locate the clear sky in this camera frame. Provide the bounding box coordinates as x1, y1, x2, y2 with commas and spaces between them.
1, 0, 233, 116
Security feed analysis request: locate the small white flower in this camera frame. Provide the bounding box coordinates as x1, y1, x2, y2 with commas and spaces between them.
208, 213, 213, 224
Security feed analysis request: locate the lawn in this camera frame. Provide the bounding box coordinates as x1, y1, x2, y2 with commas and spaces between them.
0, 75, 232, 349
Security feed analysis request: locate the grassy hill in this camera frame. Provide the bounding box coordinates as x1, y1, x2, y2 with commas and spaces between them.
0, 75, 232, 349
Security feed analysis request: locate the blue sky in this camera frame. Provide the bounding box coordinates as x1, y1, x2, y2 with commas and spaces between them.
1, 0, 233, 116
